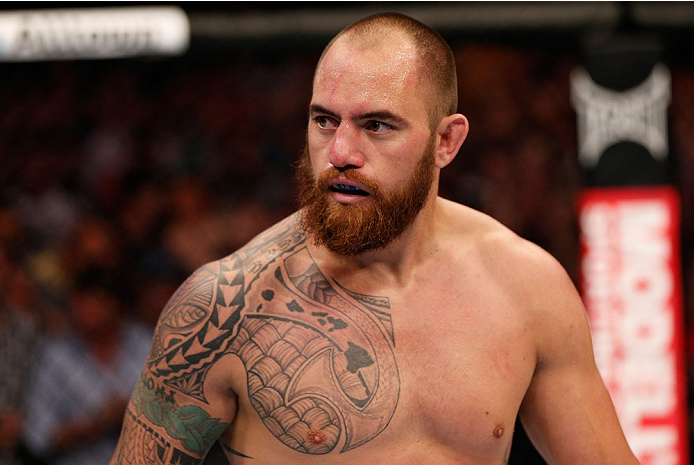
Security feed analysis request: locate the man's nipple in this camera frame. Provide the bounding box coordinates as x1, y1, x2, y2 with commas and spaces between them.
307, 430, 327, 445
492, 424, 505, 439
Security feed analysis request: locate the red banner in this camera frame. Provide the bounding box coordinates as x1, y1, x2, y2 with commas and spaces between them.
579, 186, 688, 465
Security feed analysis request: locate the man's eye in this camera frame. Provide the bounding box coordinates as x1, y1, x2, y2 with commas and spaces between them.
365, 121, 391, 133
315, 116, 337, 129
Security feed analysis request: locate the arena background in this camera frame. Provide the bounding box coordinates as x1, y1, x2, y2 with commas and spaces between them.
1, 2, 694, 464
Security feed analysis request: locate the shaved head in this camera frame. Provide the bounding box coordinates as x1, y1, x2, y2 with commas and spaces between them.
315, 12, 458, 129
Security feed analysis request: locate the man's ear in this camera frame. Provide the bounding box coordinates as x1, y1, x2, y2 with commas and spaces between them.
434, 114, 469, 169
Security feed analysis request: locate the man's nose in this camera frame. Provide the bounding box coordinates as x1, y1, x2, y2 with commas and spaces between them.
329, 123, 365, 169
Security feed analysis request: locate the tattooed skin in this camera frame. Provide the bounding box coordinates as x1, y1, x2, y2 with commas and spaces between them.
113, 408, 203, 465
114, 215, 400, 462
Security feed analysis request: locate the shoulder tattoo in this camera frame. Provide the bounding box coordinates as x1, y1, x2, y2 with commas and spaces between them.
126, 217, 401, 459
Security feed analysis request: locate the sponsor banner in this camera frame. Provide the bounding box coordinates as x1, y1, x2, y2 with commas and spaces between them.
579, 186, 688, 465
0, 7, 189, 61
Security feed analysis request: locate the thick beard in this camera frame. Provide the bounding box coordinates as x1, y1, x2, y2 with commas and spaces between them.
296, 138, 436, 256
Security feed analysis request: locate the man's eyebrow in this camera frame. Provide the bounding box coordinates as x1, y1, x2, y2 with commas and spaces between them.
357, 111, 406, 125
309, 104, 337, 117
309, 105, 406, 125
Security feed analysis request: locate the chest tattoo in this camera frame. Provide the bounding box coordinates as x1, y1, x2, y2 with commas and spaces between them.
145, 218, 400, 455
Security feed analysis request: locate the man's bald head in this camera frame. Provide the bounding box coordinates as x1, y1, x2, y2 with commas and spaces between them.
315, 12, 458, 130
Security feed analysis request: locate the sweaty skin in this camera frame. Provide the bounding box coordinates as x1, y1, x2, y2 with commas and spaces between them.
111, 18, 639, 465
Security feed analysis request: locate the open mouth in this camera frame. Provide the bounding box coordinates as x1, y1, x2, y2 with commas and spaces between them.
329, 183, 370, 196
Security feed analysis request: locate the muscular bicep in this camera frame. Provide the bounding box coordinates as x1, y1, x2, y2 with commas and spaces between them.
111, 262, 240, 464
518, 264, 637, 465
519, 326, 628, 464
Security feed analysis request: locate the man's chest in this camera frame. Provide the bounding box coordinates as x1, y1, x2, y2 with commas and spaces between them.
383, 285, 536, 454
221, 251, 536, 460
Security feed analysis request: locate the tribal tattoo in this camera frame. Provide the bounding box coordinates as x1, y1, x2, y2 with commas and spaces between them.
131, 375, 228, 456
113, 408, 204, 465
114, 215, 400, 462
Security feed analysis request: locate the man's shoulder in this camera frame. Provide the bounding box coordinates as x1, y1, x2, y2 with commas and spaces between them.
442, 198, 573, 298
440, 198, 529, 259
147, 215, 307, 383
444, 200, 587, 343
181, 213, 306, 297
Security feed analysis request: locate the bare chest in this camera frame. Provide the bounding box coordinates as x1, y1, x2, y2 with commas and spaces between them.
221, 249, 536, 463
382, 284, 536, 459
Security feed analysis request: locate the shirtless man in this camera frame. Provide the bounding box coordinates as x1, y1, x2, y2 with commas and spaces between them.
111, 13, 639, 465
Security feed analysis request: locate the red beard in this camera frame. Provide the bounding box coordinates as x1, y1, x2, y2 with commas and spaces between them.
296, 138, 436, 256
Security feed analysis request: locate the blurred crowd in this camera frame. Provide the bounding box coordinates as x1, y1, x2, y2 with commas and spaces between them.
0, 37, 693, 464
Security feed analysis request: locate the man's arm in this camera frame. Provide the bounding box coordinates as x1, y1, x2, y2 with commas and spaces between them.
110, 262, 238, 465
518, 249, 639, 465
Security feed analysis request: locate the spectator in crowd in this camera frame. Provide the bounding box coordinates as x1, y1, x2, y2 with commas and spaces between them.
0, 250, 42, 465
22, 271, 152, 465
